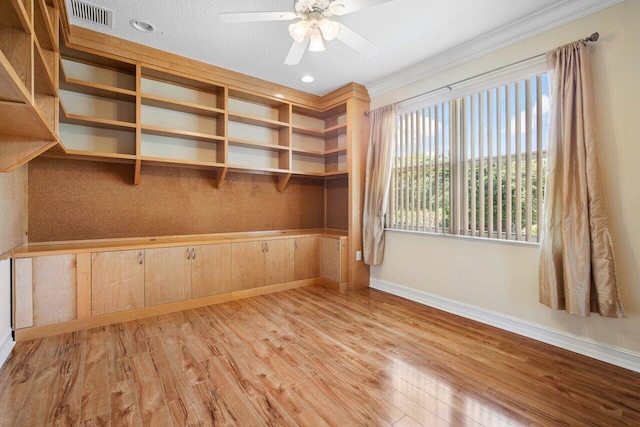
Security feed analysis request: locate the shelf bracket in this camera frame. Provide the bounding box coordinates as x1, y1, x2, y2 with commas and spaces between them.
216, 167, 228, 189
277, 173, 292, 193
133, 159, 142, 185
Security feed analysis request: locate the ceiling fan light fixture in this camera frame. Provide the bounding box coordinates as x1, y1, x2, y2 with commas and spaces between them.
319, 19, 339, 40
308, 29, 325, 51
288, 20, 309, 43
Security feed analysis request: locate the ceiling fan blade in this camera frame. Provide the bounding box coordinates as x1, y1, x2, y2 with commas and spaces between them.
285, 38, 310, 65
336, 24, 380, 58
330, 0, 394, 16
219, 11, 297, 23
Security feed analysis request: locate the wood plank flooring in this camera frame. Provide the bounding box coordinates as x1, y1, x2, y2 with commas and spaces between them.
1, 285, 639, 426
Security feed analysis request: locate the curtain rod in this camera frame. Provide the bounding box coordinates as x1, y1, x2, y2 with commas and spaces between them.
364, 32, 599, 116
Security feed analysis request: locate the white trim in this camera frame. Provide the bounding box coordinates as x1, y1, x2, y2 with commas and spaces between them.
0, 329, 15, 369
370, 278, 640, 373
367, 0, 624, 98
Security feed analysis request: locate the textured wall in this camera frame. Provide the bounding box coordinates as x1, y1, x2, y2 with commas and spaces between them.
325, 176, 348, 230
28, 157, 326, 242
0, 164, 28, 254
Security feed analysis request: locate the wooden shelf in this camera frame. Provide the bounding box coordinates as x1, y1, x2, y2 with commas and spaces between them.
65, 150, 136, 162
291, 147, 347, 157
226, 164, 291, 175
228, 112, 289, 130
0, 51, 31, 104
228, 138, 290, 152
140, 156, 225, 170
60, 65, 136, 101
33, 39, 56, 96
141, 93, 224, 118
33, 0, 56, 52
60, 105, 136, 132
141, 125, 224, 143
292, 123, 346, 138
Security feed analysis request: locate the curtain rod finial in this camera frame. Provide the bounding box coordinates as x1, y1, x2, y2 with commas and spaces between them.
585, 32, 599, 43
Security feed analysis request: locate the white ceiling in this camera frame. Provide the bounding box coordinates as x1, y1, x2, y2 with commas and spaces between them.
64, 0, 618, 96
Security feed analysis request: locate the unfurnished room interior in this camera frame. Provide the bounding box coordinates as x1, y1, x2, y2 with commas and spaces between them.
0, 0, 639, 425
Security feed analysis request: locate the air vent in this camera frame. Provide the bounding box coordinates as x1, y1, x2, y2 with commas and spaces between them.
68, 0, 113, 28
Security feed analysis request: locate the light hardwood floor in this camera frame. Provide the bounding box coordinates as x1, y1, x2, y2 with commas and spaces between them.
1, 285, 639, 426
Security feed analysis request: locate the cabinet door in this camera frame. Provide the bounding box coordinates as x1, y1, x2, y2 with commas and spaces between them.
191, 243, 232, 298
321, 237, 342, 283
265, 239, 294, 285
145, 246, 191, 306
33, 255, 77, 326
294, 237, 319, 280
91, 250, 144, 316
231, 241, 265, 291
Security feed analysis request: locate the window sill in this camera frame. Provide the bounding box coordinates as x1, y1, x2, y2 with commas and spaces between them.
385, 228, 541, 248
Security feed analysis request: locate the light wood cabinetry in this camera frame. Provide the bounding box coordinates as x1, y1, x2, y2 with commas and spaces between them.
191, 243, 232, 298
11, 230, 345, 340
265, 239, 295, 285
231, 239, 294, 291
52, 45, 355, 190
91, 250, 144, 316
321, 236, 348, 288
0, 0, 59, 172
144, 246, 191, 306
294, 236, 319, 280
13, 253, 76, 328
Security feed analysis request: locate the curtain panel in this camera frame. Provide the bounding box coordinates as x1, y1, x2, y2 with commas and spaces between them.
363, 104, 397, 266
539, 40, 625, 317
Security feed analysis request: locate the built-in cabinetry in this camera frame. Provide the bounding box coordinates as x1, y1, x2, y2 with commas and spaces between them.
0, 0, 59, 172
55, 47, 349, 189
11, 230, 346, 340
321, 236, 348, 289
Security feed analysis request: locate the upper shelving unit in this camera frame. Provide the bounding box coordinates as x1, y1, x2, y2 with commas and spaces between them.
0, 0, 59, 172
50, 42, 353, 188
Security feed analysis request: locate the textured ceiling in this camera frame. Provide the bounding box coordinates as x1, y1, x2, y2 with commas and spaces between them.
64, 0, 614, 96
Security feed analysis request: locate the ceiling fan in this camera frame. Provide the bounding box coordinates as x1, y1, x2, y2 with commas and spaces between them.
220, 0, 393, 65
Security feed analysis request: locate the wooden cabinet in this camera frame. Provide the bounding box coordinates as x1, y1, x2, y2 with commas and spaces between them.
11, 230, 345, 339
265, 239, 294, 285
321, 237, 347, 285
231, 241, 266, 291
144, 246, 191, 306
91, 250, 144, 316
294, 237, 319, 280
231, 239, 294, 290
13, 254, 76, 329
191, 243, 232, 298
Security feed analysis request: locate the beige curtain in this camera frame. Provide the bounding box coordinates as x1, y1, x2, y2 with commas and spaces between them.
363, 104, 397, 266
539, 41, 625, 317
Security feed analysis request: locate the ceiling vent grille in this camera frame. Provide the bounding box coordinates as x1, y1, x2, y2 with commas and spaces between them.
68, 0, 113, 28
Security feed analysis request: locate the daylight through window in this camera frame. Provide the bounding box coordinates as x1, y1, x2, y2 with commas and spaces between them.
387, 72, 549, 242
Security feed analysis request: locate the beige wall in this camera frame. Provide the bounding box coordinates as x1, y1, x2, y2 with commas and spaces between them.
371, 1, 640, 353
0, 164, 28, 255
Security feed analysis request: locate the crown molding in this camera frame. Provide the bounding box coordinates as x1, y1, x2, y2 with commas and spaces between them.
367, 0, 625, 99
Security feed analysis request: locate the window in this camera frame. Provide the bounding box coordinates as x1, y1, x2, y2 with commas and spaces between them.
387, 71, 549, 242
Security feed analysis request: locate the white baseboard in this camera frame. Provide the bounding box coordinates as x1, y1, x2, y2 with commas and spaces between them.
0, 329, 15, 369
370, 278, 640, 373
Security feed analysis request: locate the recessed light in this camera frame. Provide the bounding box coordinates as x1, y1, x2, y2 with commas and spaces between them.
130, 19, 154, 32
301, 75, 314, 83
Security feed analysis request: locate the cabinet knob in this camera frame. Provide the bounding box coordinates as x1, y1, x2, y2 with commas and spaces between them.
187, 248, 192, 260
265, 243, 269, 253
138, 251, 144, 265
336, 240, 340, 251
192, 247, 196, 259
294, 240, 298, 250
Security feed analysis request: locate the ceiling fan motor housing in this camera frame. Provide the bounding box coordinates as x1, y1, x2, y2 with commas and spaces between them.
294, 0, 333, 16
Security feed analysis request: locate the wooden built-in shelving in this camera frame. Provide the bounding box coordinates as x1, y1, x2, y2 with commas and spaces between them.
0, 0, 59, 172
51, 45, 354, 189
